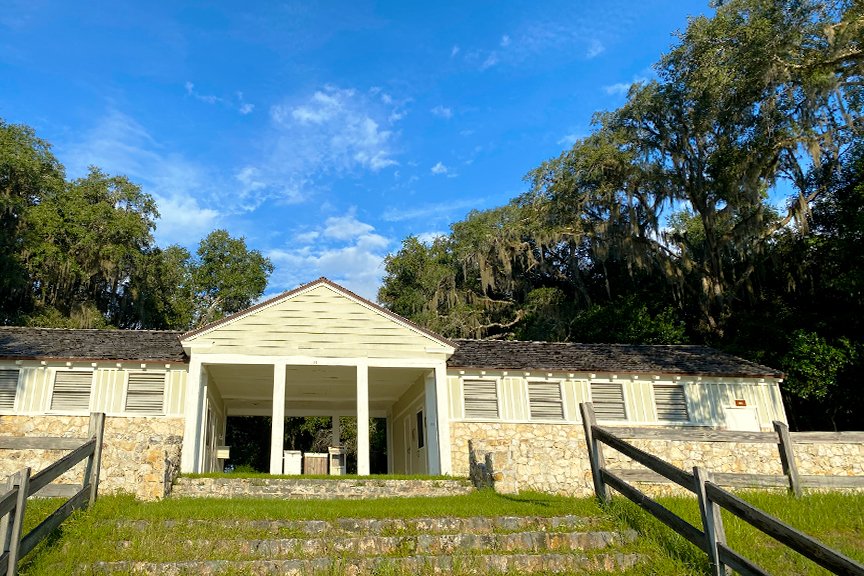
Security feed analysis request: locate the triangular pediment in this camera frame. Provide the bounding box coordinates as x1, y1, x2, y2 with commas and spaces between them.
181, 278, 454, 359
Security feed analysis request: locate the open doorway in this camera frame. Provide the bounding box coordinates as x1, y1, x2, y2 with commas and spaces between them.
224, 416, 388, 474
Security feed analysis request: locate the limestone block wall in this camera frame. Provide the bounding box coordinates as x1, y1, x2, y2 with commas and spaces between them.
794, 441, 864, 476
451, 422, 595, 496
0, 415, 184, 500
451, 422, 864, 496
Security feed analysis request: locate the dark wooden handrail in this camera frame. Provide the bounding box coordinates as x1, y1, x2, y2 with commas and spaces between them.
0, 412, 105, 576
580, 402, 864, 576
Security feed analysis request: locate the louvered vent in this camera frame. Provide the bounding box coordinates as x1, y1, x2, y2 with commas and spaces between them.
0, 369, 19, 410
463, 380, 499, 419
654, 384, 690, 421
591, 382, 626, 420
51, 371, 93, 412
528, 381, 564, 420
126, 372, 166, 414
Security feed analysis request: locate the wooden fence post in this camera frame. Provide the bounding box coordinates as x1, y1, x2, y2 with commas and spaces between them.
580, 402, 608, 503
694, 466, 729, 576
0, 468, 30, 576
773, 420, 802, 497
84, 412, 106, 506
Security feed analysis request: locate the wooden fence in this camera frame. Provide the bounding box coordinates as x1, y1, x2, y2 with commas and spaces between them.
0, 412, 105, 576
580, 402, 864, 576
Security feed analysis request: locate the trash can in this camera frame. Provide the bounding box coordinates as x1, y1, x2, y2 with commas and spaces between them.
303, 452, 328, 475
328, 446, 346, 475
283, 450, 302, 475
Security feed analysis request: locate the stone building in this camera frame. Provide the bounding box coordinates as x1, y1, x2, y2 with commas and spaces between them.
0, 277, 791, 499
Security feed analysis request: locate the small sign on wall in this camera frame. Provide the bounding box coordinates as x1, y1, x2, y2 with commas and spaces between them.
734, 399, 747, 407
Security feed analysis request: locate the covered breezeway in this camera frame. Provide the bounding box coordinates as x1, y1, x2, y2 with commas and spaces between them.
177, 279, 455, 477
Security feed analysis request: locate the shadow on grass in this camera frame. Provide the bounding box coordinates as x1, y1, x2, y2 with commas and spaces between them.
605, 497, 710, 575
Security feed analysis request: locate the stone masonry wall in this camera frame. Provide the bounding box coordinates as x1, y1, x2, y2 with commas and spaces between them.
451, 422, 864, 496
0, 415, 184, 500
172, 477, 475, 499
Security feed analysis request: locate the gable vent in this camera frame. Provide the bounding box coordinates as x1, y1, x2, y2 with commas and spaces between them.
590, 382, 626, 420
126, 372, 166, 414
463, 380, 499, 419
0, 369, 19, 410
51, 371, 93, 412
654, 384, 690, 421
528, 381, 564, 420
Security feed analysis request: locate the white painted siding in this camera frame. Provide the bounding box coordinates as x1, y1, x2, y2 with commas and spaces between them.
447, 369, 786, 430
185, 284, 451, 360
0, 361, 187, 417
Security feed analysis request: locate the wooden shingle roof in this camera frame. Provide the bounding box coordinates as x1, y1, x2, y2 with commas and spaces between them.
447, 339, 783, 378
0, 327, 187, 363
0, 327, 782, 377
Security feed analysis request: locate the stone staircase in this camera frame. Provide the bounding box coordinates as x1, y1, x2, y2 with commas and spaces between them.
171, 477, 476, 499
77, 515, 641, 575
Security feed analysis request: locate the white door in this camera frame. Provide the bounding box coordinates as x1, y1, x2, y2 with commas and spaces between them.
724, 407, 761, 431
403, 417, 412, 474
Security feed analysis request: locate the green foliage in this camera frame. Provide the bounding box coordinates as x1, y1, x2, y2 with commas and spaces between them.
0, 118, 276, 330
0, 120, 64, 323
191, 229, 274, 327
569, 298, 688, 345
378, 0, 863, 429
782, 331, 856, 400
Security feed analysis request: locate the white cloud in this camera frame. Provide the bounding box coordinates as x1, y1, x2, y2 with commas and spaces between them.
268, 85, 399, 177
481, 52, 499, 70
294, 230, 320, 243
557, 133, 582, 146
323, 211, 375, 240
450, 45, 460, 57
266, 211, 392, 300
431, 161, 448, 175
430, 105, 452, 119
500, 34, 511, 48
61, 109, 223, 246
416, 231, 446, 245
382, 197, 485, 222
604, 82, 632, 95
586, 39, 605, 58
185, 81, 254, 115
603, 76, 648, 96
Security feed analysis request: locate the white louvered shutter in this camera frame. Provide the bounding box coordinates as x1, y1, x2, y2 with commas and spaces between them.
654, 384, 690, 422
51, 371, 93, 411
528, 381, 564, 420
590, 383, 626, 420
0, 369, 19, 410
463, 380, 499, 419
126, 372, 166, 414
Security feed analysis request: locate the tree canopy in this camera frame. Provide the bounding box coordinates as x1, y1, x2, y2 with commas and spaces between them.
379, 0, 864, 430
0, 120, 274, 331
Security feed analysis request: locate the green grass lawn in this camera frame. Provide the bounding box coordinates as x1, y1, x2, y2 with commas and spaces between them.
13, 489, 864, 576
610, 490, 864, 576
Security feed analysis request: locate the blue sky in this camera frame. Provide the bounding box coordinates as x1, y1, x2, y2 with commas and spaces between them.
1, 1, 712, 300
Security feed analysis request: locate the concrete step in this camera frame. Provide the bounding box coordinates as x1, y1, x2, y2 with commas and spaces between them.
76, 514, 644, 575
171, 477, 475, 499
105, 514, 597, 537
111, 529, 636, 559
89, 551, 642, 575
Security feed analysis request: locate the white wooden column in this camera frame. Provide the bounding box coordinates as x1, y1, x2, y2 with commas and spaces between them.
270, 362, 286, 475
181, 357, 204, 473
424, 372, 441, 475
356, 362, 370, 476
435, 363, 452, 474
332, 415, 341, 446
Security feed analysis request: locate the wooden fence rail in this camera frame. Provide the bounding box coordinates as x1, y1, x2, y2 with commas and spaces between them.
0, 412, 105, 576
579, 402, 864, 576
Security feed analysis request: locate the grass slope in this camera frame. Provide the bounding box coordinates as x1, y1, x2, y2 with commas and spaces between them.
15, 490, 864, 576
